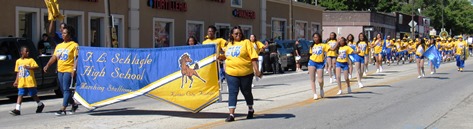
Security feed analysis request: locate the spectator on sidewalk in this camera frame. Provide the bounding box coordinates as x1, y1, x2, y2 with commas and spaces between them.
294, 39, 303, 72
187, 36, 199, 46
249, 34, 266, 87
223, 26, 262, 122
267, 38, 282, 74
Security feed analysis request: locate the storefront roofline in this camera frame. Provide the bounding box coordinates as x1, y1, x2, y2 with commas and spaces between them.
268, 0, 325, 11
324, 11, 396, 17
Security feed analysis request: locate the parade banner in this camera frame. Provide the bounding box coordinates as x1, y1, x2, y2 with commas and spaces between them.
73, 45, 219, 113
424, 46, 442, 69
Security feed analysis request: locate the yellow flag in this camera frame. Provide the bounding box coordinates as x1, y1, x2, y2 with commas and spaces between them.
44, 0, 64, 21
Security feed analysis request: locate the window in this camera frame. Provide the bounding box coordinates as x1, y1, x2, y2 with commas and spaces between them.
186, 21, 204, 43
215, 23, 231, 40
240, 25, 252, 40
16, 7, 40, 44
310, 22, 320, 36
295, 21, 308, 40
153, 18, 174, 48
88, 12, 106, 47
64, 10, 85, 45
399, 14, 403, 24
271, 18, 286, 40
231, 0, 242, 8
112, 15, 125, 48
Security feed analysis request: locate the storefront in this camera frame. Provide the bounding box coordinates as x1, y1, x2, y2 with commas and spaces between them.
139, 0, 261, 48
265, 0, 324, 41
0, 0, 128, 48
323, 11, 396, 41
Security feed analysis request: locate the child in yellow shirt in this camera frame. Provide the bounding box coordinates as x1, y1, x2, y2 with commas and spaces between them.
10, 46, 44, 116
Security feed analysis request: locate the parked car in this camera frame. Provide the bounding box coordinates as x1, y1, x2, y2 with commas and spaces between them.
260, 40, 296, 73
0, 37, 60, 99
296, 40, 312, 68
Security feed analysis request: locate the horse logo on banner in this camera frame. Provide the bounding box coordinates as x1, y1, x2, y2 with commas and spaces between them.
179, 53, 207, 88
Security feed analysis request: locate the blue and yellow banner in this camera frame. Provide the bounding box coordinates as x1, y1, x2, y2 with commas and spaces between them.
73, 45, 219, 113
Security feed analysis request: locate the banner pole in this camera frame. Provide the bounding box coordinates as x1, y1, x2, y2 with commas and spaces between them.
217, 56, 223, 103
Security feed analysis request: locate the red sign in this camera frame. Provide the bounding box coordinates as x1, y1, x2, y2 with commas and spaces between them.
147, 0, 187, 12
232, 9, 255, 19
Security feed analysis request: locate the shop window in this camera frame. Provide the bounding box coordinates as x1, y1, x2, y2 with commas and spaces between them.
154, 18, 174, 48
90, 17, 103, 47
112, 15, 125, 48
311, 22, 320, 36
216, 23, 231, 40
295, 21, 308, 40
186, 21, 204, 43
231, 0, 242, 8
271, 18, 286, 40
240, 25, 252, 39
16, 7, 39, 43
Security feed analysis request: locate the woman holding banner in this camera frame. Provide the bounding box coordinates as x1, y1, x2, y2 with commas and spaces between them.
222, 26, 262, 122
44, 26, 79, 115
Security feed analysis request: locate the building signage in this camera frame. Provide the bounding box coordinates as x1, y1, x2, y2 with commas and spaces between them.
147, 0, 187, 12
209, 0, 225, 3
83, 0, 98, 2
232, 9, 255, 19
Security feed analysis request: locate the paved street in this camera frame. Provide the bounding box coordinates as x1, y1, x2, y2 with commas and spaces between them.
1, 59, 472, 129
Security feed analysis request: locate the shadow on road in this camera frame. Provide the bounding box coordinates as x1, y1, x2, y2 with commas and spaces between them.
89, 109, 296, 120
461, 70, 473, 72
422, 76, 449, 79
220, 98, 273, 103
364, 85, 392, 88
381, 71, 400, 73
350, 91, 382, 95
368, 74, 386, 76
255, 84, 289, 87
0, 94, 60, 105
434, 73, 449, 75
324, 95, 354, 99
362, 77, 384, 79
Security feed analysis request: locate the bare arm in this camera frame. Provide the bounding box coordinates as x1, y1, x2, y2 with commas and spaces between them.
13, 72, 18, 87
43, 55, 57, 73
252, 59, 262, 78
48, 20, 56, 37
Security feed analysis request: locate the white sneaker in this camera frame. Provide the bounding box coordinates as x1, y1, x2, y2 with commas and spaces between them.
347, 87, 352, 94
349, 75, 352, 79
313, 94, 318, 100
320, 89, 324, 98
358, 82, 364, 88
330, 78, 334, 84
363, 72, 367, 76
430, 71, 434, 75
417, 76, 422, 79
380, 66, 383, 72
251, 84, 255, 87
337, 90, 342, 95
325, 71, 329, 74
422, 73, 425, 77
376, 69, 380, 73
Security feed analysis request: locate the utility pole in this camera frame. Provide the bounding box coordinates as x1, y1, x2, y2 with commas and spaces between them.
411, 0, 415, 40
104, 0, 113, 47
289, 0, 293, 40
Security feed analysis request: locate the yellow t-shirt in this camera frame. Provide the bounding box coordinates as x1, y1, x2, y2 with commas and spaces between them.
224, 40, 259, 76
203, 38, 227, 54
309, 43, 329, 62
447, 42, 453, 51
386, 40, 394, 49
372, 40, 383, 54
337, 46, 354, 63
357, 41, 369, 57
409, 43, 417, 54
326, 40, 338, 57
15, 58, 38, 88
454, 41, 468, 55
394, 42, 402, 51
53, 41, 79, 73
250, 41, 265, 53
401, 41, 408, 50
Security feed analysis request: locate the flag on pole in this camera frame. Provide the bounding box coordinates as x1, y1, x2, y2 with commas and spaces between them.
381, 35, 387, 55
44, 0, 64, 21
424, 46, 442, 69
